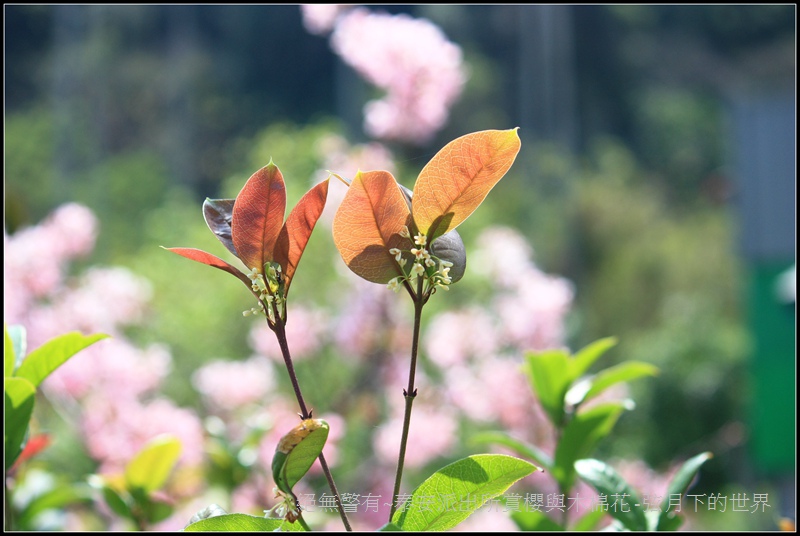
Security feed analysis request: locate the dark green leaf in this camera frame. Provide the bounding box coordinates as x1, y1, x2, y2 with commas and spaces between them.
657, 451, 712, 529
553, 402, 627, 491
470, 431, 551, 471
574, 458, 647, 531
4, 377, 36, 470
510, 510, 564, 531
392, 454, 537, 531
15, 332, 108, 388
184, 513, 305, 532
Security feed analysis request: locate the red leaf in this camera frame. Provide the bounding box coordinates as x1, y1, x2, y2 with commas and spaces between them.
164, 247, 253, 290
232, 162, 287, 273
274, 178, 330, 296
332, 170, 412, 284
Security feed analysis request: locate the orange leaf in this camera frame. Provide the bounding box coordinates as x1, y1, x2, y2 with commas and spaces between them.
274, 178, 330, 296
332, 170, 412, 284
164, 247, 253, 291
232, 162, 286, 273
412, 128, 521, 240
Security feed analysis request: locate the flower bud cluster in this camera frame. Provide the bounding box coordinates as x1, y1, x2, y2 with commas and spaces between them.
244, 264, 285, 323
387, 230, 454, 294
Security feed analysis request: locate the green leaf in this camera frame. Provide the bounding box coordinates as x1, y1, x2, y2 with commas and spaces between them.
184, 513, 305, 532
656, 452, 712, 530
5, 324, 15, 377
4, 376, 36, 470
570, 337, 618, 379
524, 349, 572, 426
470, 431, 551, 471
553, 402, 627, 492
571, 361, 659, 407
391, 454, 537, 531
272, 419, 329, 496
510, 510, 564, 531
124, 434, 182, 493
17, 483, 93, 527
573, 509, 607, 531
87, 478, 132, 520
574, 458, 648, 531
377, 522, 403, 531
15, 332, 109, 388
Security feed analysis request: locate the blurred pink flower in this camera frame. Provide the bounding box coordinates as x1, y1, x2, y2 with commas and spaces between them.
81, 395, 205, 474
249, 305, 327, 362
193, 356, 276, 412
373, 401, 458, 469
43, 339, 171, 401
424, 308, 499, 368
330, 8, 466, 144
300, 4, 351, 35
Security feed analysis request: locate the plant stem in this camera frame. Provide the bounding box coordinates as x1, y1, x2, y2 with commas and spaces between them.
271, 314, 353, 532
388, 276, 425, 521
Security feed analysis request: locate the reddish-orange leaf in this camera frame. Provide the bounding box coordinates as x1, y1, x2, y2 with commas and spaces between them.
232, 162, 287, 273
274, 178, 330, 296
164, 247, 254, 291
412, 128, 521, 240
332, 170, 412, 284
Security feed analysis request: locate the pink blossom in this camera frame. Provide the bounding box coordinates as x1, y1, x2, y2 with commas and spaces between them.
193, 356, 276, 412
81, 395, 205, 474
300, 4, 351, 35
330, 8, 466, 144
424, 308, 498, 367
373, 401, 458, 469
43, 338, 171, 401
249, 305, 327, 362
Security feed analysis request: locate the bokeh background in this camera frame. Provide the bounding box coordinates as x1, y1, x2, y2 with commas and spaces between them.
4, 4, 795, 531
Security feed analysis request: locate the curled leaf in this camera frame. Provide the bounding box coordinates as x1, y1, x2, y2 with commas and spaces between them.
203, 198, 237, 257
272, 418, 330, 497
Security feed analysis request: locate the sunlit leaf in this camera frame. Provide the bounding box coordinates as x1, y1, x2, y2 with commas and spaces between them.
570, 337, 618, 379
125, 434, 182, 493
5, 324, 27, 377
377, 522, 402, 531
574, 458, 648, 531
15, 332, 108, 388
163, 247, 254, 291
4, 377, 36, 470
573, 509, 608, 531
185, 513, 305, 532
656, 451, 712, 529
274, 178, 330, 295
272, 419, 329, 496
524, 349, 572, 427
412, 129, 521, 240
333, 170, 412, 283
203, 198, 237, 257
232, 162, 286, 273
577, 361, 659, 406
553, 402, 626, 492
511, 510, 565, 531
470, 431, 551, 471
391, 454, 536, 531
